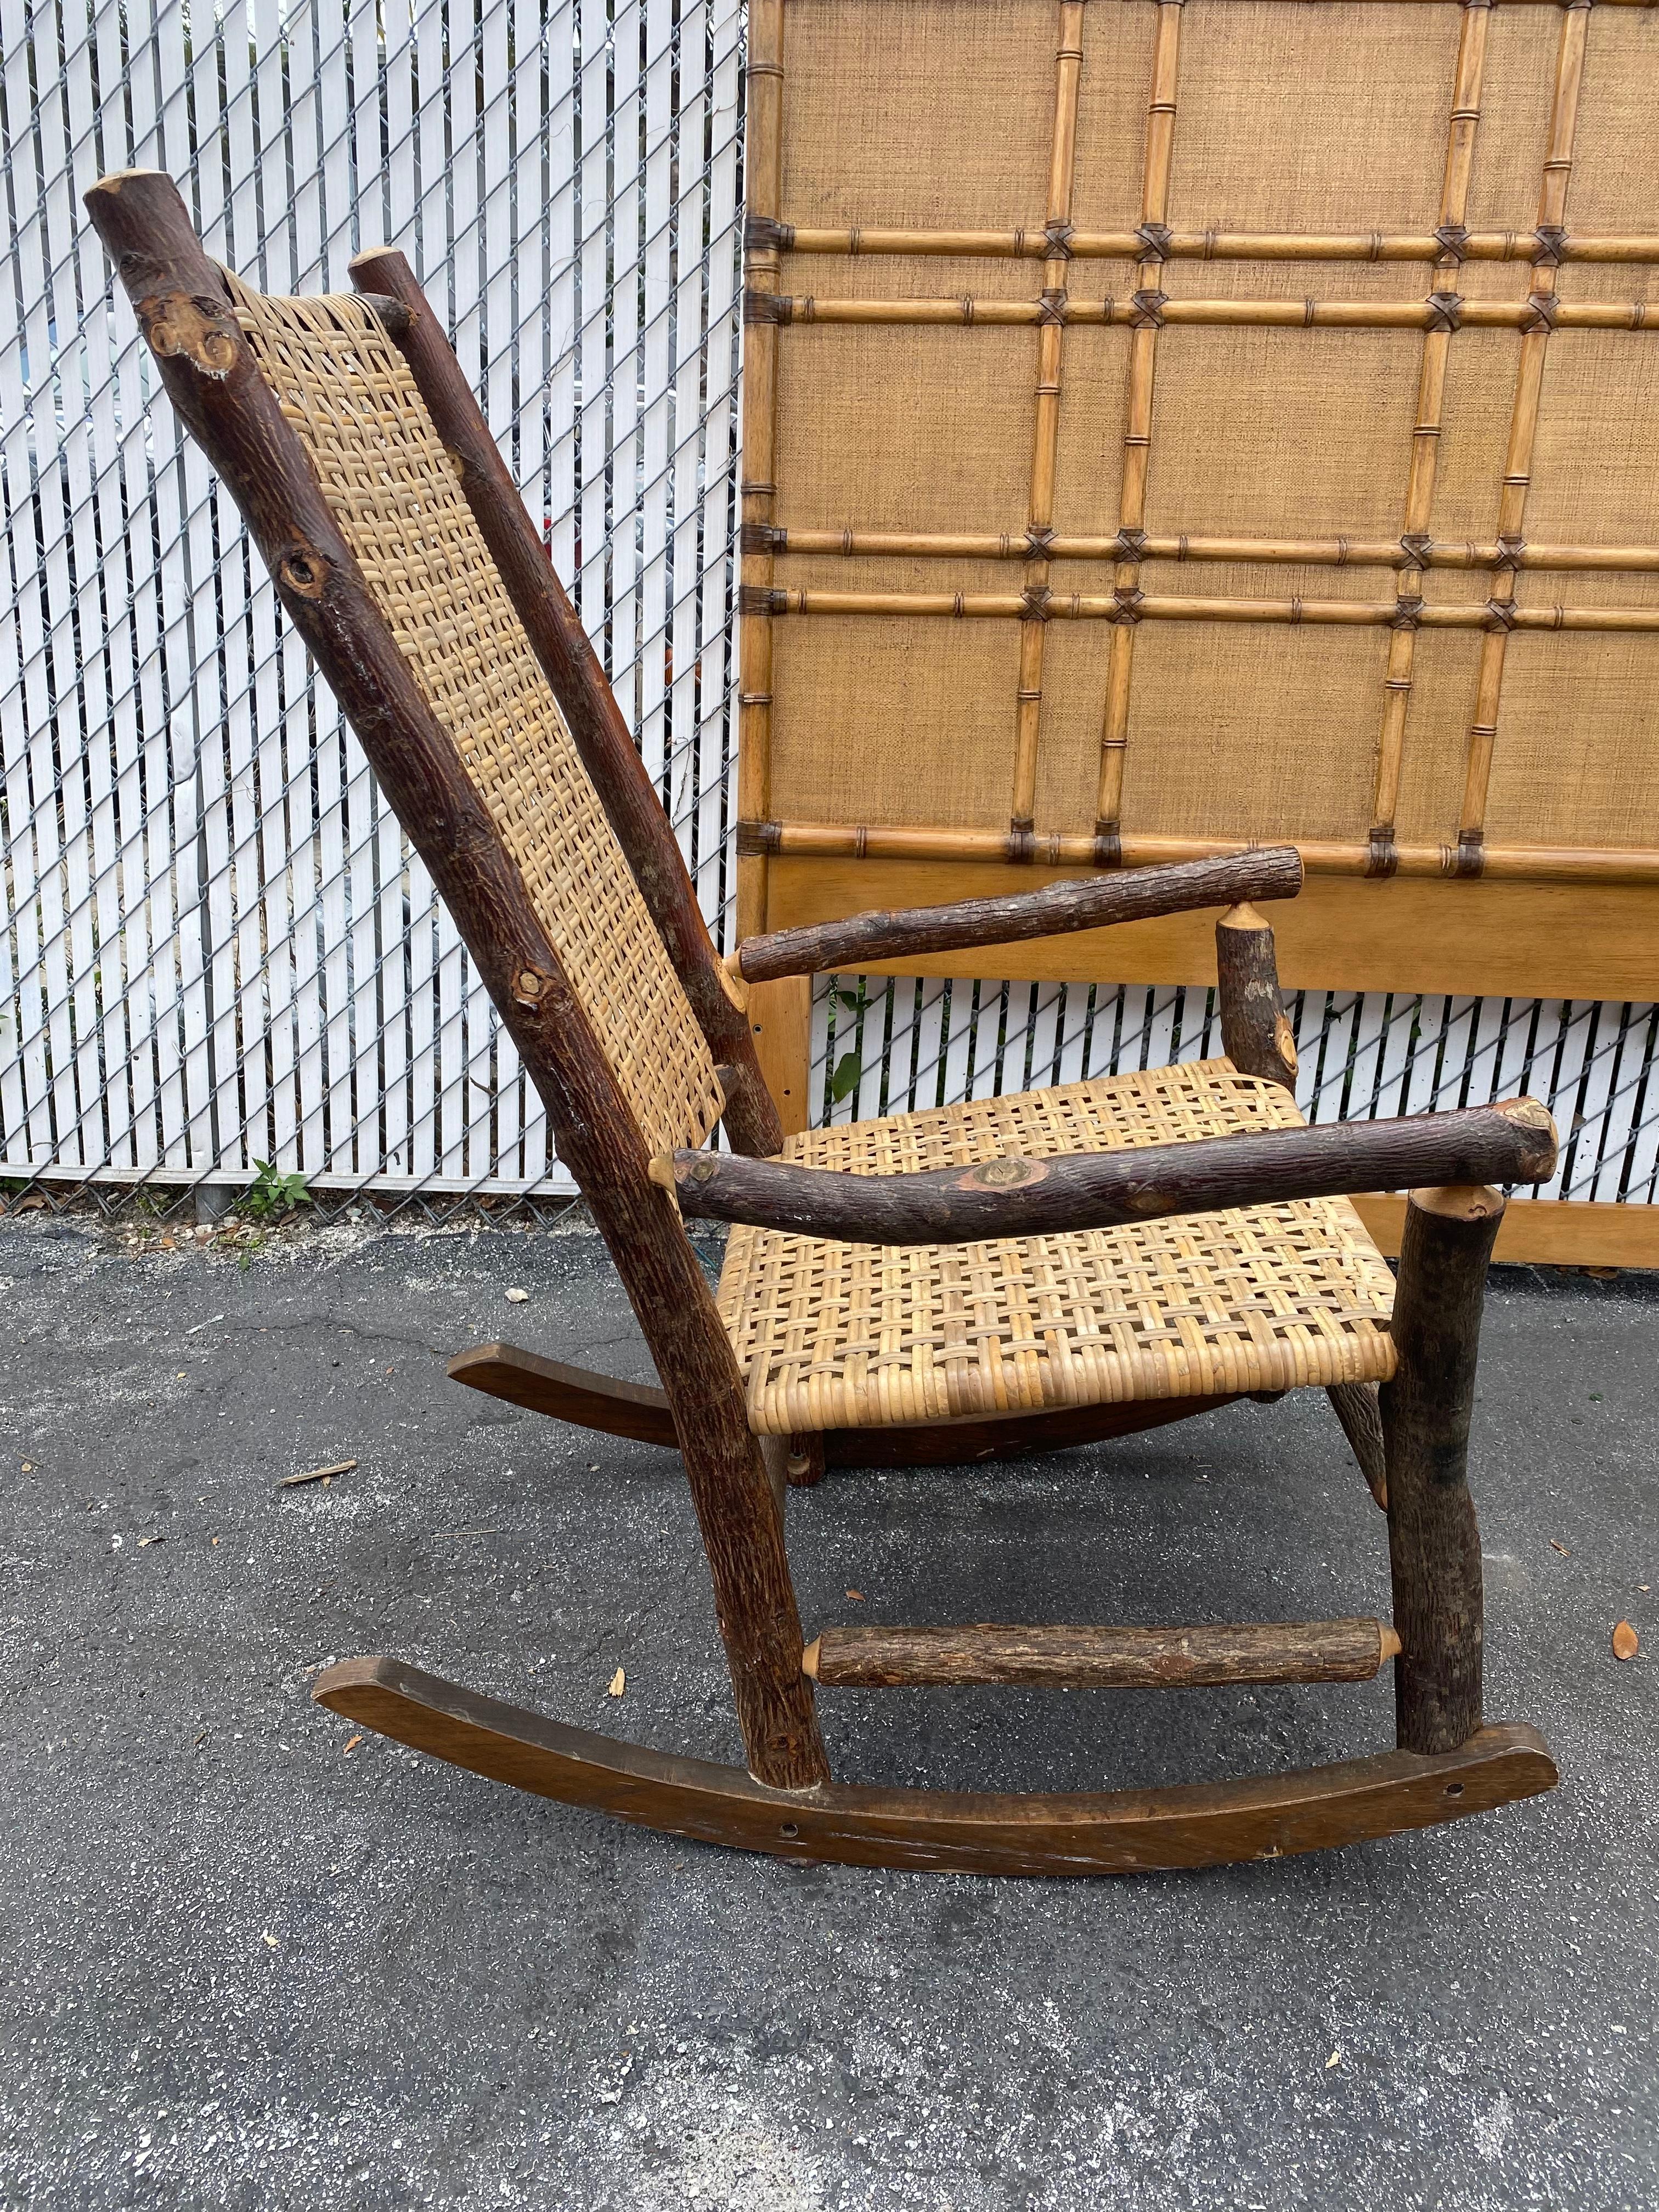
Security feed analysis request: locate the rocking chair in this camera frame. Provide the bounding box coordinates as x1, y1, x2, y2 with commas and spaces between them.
86, 170, 1559, 1874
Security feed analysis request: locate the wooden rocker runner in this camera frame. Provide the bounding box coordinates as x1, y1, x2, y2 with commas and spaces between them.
86, 170, 1560, 1875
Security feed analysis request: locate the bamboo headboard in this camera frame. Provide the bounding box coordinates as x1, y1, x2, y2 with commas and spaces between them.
737, 0, 1659, 1007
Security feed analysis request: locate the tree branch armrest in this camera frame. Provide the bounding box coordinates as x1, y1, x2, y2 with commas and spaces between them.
730, 847, 1304, 984
665, 1099, 1557, 1246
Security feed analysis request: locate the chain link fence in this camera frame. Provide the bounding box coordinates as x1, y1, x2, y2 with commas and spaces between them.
3, 0, 1655, 1227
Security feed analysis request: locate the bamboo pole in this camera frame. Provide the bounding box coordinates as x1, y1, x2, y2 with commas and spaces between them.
765, 526, 1659, 573
1457, 0, 1590, 877
771, 224, 1659, 264
736, 0, 786, 947
1011, 1, 1088, 843
1370, 0, 1489, 876
741, 585, 1659, 630
757, 294, 1657, 330
737, 817, 1659, 885
1097, 0, 1184, 865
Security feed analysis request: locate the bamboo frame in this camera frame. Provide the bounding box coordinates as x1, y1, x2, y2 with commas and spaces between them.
753, 295, 1658, 331
755, 528, 1659, 573
1012, 1, 1087, 841
743, 589, 1659, 632
1456, 0, 1589, 877
739, 820, 1659, 887
761, 225, 1659, 265
1369, 0, 1488, 877
739, 0, 1659, 1169
736, 0, 786, 950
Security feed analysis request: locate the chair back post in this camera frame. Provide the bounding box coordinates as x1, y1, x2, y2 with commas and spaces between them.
83, 168, 827, 1790
347, 245, 784, 1161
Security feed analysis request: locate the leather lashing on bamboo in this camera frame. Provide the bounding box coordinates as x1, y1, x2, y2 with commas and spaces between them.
741, 0, 1659, 931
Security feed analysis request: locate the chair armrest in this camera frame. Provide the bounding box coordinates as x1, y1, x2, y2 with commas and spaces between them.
661, 1098, 1556, 1246
731, 847, 1303, 984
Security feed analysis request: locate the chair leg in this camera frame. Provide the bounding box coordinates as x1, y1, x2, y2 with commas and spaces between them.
786, 1432, 825, 1487
1381, 1184, 1505, 1755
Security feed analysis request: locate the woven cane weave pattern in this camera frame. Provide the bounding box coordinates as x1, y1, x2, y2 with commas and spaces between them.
718, 1060, 1397, 1435
229, 281, 724, 1156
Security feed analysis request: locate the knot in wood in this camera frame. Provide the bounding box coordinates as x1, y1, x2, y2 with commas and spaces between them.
1483, 597, 1520, 634
1037, 288, 1069, 326
141, 290, 240, 378
511, 967, 552, 1006
1521, 292, 1560, 334
1433, 223, 1470, 266
277, 545, 329, 600
1491, 534, 1527, 572
957, 1156, 1045, 1192
1129, 289, 1167, 329
1424, 290, 1463, 333
1113, 586, 1146, 625
1043, 219, 1075, 259
1135, 221, 1173, 264
1532, 224, 1567, 269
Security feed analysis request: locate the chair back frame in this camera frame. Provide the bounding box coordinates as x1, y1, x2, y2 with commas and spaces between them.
85, 170, 828, 1790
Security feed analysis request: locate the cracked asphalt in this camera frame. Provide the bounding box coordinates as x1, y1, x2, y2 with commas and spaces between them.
1, 1210, 1655, 2209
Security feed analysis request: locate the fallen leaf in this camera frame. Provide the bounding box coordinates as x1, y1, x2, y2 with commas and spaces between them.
20, 1462, 32, 1473
1326, 2049, 1341, 2069
505, 1286, 529, 1303
607, 1667, 626, 1697
1549, 1539, 1571, 1556
194, 1730, 209, 1749
278, 1459, 358, 1488
343, 1733, 364, 1755
262, 1930, 279, 1949
1584, 1266, 1620, 1281
1612, 1621, 1639, 1661
845, 1589, 865, 1602
138, 1534, 165, 1548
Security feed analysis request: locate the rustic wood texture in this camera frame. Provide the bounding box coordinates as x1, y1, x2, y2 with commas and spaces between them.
737, 848, 1301, 983
347, 245, 781, 1159
314, 1656, 1558, 1875
804, 1618, 1399, 1690
675, 1098, 1558, 1248
1383, 1184, 1506, 1757
1215, 902, 1297, 1090
85, 168, 826, 1794
1327, 1379, 1389, 1510
444, 1340, 1242, 1468
761, 858, 1659, 1001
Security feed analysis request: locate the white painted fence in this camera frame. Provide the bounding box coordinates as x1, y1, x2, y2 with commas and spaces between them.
2, 0, 1654, 1212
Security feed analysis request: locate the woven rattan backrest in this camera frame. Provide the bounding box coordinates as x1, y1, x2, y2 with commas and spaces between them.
228, 280, 723, 1158
740, 0, 1659, 957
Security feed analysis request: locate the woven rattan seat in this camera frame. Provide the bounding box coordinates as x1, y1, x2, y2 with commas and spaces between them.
719, 1060, 1398, 1435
